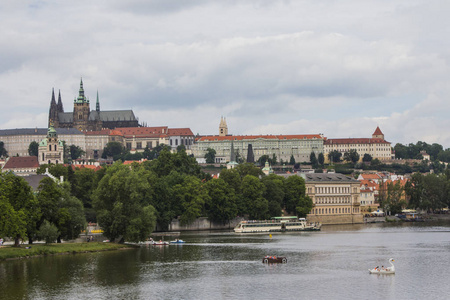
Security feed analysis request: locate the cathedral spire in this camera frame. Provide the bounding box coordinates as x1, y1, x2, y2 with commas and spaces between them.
96, 90, 100, 112
50, 88, 56, 106
49, 88, 58, 127
57, 89, 64, 112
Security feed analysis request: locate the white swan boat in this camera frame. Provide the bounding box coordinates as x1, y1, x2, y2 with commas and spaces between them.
369, 258, 395, 274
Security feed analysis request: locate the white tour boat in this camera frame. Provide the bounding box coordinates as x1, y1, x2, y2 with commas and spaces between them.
234, 216, 321, 233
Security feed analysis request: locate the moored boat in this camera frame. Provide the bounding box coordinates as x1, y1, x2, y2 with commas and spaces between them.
234, 216, 321, 233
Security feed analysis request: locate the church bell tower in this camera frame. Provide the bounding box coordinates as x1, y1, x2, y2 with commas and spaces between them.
73, 78, 90, 131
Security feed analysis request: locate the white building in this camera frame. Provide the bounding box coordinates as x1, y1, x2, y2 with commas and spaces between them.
324, 127, 392, 162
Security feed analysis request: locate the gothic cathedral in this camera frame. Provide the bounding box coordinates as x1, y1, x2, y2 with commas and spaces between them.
49, 79, 139, 131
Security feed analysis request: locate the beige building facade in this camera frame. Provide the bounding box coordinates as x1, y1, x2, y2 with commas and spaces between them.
193, 134, 325, 163
324, 127, 392, 163
304, 173, 363, 224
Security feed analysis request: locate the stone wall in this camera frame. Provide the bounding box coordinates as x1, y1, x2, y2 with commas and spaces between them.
307, 214, 364, 225
167, 217, 244, 232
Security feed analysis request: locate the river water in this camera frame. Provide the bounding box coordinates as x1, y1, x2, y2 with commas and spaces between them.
1, 221, 450, 300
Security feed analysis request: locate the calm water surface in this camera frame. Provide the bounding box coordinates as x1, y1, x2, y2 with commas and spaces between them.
1, 222, 450, 300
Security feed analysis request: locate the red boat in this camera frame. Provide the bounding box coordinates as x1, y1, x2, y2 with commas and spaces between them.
262, 256, 287, 263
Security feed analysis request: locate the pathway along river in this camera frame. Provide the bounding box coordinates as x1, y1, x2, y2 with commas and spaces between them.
1, 221, 450, 299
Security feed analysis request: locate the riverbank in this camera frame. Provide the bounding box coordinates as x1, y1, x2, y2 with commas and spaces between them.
0, 242, 136, 261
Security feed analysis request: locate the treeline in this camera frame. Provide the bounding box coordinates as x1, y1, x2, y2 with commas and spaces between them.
394, 141, 450, 162
405, 171, 450, 212
375, 171, 450, 215
2, 149, 312, 245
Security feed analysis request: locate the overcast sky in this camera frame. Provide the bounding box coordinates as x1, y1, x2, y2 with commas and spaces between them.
1, 0, 450, 147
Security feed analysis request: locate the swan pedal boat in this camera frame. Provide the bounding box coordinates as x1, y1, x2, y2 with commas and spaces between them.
369, 258, 395, 274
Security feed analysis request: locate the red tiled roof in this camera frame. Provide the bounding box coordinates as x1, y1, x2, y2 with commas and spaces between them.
112, 127, 171, 138
167, 128, 194, 136
373, 126, 383, 136
85, 129, 112, 135
3, 156, 39, 169
109, 130, 124, 136
324, 138, 389, 145
197, 134, 323, 142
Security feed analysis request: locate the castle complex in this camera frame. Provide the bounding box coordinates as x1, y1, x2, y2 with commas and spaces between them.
48, 79, 139, 131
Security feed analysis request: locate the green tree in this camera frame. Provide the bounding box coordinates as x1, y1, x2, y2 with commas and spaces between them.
69, 144, 86, 160
173, 176, 207, 226
257, 155, 270, 166
0, 172, 40, 246
289, 155, 296, 165
328, 150, 342, 163
284, 175, 311, 216
235, 162, 264, 178
241, 175, 268, 219
344, 149, 360, 164
362, 153, 373, 162
102, 141, 127, 161
177, 144, 186, 152
310, 152, 318, 168
0, 141, 8, 157
38, 220, 59, 244
205, 178, 238, 223
318, 153, 324, 166
57, 182, 86, 241
28, 141, 39, 156
205, 148, 216, 164
261, 174, 285, 217
92, 162, 157, 242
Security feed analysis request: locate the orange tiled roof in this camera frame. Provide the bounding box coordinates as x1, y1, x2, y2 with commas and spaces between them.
361, 174, 381, 180
3, 156, 39, 169
197, 134, 323, 142
324, 138, 389, 145
71, 164, 102, 171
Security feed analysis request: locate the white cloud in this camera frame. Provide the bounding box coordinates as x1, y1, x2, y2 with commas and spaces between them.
1, 0, 450, 148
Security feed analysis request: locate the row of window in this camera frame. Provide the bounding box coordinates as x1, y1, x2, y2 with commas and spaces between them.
315, 197, 351, 204
315, 186, 351, 194
312, 207, 360, 214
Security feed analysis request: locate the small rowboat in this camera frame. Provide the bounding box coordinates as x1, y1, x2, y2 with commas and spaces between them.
262, 256, 287, 264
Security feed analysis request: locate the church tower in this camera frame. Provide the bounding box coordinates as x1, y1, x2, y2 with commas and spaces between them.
73, 78, 91, 131
372, 126, 385, 140
219, 116, 228, 136
38, 124, 64, 165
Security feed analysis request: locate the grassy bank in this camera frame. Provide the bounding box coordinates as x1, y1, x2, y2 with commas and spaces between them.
0, 242, 135, 261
